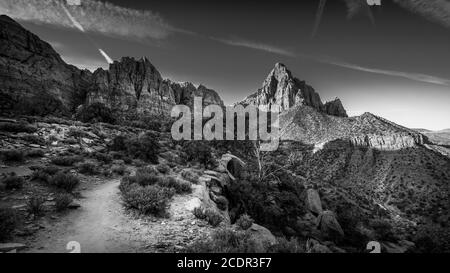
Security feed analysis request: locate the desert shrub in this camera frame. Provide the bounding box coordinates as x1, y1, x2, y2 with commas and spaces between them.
193, 206, 207, 220
129, 115, 169, 132
121, 184, 175, 216
226, 169, 306, 236
369, 219, 396, 241
1, 174, 24, 190
110, 151, 123, 160
51, 156, 82, 166
27, 149, 45, 158
112, 164, 127, 175
335, 204, 370, 247
181, 169, 199, 183
95, 152, 113, 164
1, 149, 25, 162
55, 193, 73, 212
31, 166, 61, 183
63, 138, 78, 145
0, 208, 17, 242
125, 132, 159, 164
133, 170, 160, 187
182, 141, 215, 167
205, 208, 223, 227
158, 177, 192, 194
186, 228, 257, 253
42, 166, 61, 175
27, 195, 46, 216
102, 169, 112, 177
215, 196, 229, 211
0, 122, 37, 133
21, 134, 45, 145
67, 127, 90, 139
78, 162, 98, 175
48, 172, 80, 192
269, 237, 304, 253
110, 135, 127, 151
236, 214, 254, 230
123, 156, 133, 164
414, 224, 450, 253
156, 164, 170, 174
76, 102, 116, 124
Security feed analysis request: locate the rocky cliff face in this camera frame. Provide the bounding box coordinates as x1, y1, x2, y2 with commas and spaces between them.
280, 106, 426, 150
0, 16, 223, 118
0, 15, 92, 115
87, 57, 174, 116
240, 63, 347, 117
324, 98, 348, 118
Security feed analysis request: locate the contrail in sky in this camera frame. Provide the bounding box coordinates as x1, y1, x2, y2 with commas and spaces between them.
312, 0, 327, 38
60, 1, 113, 64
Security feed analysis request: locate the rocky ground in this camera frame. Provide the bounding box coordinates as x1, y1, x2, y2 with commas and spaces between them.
0, 116, 280, 253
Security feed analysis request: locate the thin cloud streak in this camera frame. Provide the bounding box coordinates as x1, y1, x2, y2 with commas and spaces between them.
213, 37, 450, 86
60, 2, 114, 65
212, 37, 297, 57
98, 49, 114, 64
325, 60, 450, 86
393, 0, 450, 29
0, 0, 177, 40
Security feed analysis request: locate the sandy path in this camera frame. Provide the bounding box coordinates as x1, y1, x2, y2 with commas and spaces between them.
25, 178, 211, 253
27, 179, 146, 253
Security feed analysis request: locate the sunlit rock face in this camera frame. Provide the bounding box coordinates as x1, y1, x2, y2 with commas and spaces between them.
86, 58, 224, 116
0, 15, 223, 118
240, 63, 347, 117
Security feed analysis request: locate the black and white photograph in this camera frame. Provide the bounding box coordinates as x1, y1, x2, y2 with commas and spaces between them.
0, 0, 449, 260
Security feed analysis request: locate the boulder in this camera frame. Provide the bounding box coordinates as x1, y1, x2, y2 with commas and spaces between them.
246, 224, 277, 252
316, 210, 344, 239
305, 189, 323, 215
219, 154, 246, 180
324, 98, 348, 117
306, 239, 332, 253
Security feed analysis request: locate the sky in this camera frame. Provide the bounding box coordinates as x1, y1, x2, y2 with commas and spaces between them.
0, 0, 449, 130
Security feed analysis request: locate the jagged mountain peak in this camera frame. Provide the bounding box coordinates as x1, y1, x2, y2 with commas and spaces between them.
240, 63, 347, 117
267, 62, 292, 79
324, 97, 348, 118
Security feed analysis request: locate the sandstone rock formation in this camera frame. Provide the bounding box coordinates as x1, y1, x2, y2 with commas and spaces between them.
324, 98, 348, 118
305, 189, 323, 215
240, 63, 347, 117
0, 16, 223, 119
316, 210, 345, 239
279, 105, 427, 150
0, 15, 92, 115
246, 224, 278, 252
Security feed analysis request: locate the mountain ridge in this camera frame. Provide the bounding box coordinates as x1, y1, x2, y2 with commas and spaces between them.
0, 15, 430, 151
0, 15, 223, 119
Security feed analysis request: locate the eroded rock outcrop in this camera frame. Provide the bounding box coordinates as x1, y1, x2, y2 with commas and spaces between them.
316, 210, 345, 239
305, 189, 323, 215
0, 15, 92, 115
0, 16, 223, 118
324, 98, 348, 118
240, 63, 347, 117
